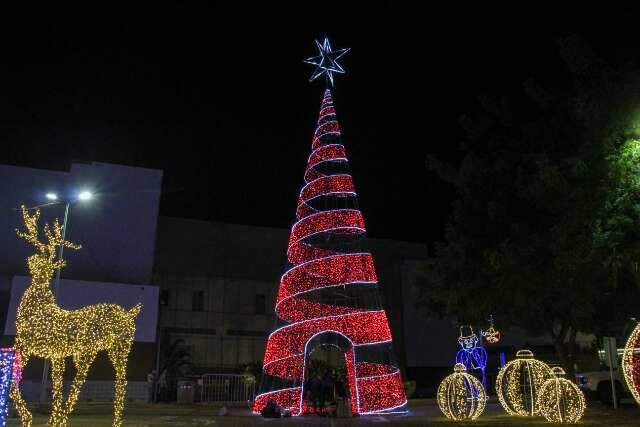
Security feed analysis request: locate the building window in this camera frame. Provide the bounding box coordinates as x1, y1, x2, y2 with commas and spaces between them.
255, 294, 266, 315
192, 291, 204, 312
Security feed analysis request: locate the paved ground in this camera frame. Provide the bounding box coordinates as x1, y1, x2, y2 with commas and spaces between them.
5, 399, 640, 426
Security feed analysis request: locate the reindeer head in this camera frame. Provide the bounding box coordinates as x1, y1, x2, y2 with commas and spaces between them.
16, 206, 81, 284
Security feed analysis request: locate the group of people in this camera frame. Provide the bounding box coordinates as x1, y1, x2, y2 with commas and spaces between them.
260, 399, 291, 418
305, 371, 350, 417
260, 371, 351, 418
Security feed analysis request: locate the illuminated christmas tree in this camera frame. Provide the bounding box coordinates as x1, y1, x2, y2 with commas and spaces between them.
253, 39, 407, 416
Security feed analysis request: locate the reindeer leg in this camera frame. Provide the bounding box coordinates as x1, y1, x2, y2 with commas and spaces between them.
10, 353, 32, 427
108, 341, 133, 427
48, 358, 67, 427
65, 352, 96, 417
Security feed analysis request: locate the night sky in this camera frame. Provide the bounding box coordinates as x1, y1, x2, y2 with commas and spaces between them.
0, 10, 633, 244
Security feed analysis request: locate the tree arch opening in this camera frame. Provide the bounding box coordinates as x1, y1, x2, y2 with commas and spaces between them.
301, 331, 357, 415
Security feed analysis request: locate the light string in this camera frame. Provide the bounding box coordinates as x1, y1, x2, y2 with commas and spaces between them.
0, 349, 19, 427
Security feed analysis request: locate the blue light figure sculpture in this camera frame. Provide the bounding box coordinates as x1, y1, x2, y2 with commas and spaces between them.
0, 349, 17, 426
455, 326, 488, 391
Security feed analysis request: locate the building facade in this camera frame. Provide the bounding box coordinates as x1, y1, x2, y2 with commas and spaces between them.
153, 216, 428, 376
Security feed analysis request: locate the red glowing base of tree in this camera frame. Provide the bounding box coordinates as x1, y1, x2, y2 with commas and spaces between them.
254, 90, 407, 416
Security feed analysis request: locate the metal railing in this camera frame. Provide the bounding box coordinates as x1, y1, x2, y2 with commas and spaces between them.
201, 374, 255, 404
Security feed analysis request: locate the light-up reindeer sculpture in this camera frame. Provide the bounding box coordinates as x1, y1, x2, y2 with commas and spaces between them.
10, 207, 141, 427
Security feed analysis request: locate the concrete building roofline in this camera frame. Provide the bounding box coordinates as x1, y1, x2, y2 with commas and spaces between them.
158, 215, 428, 253
1, 160, 164, 177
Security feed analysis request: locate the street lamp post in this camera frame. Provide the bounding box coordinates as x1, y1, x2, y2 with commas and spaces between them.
38, 190, 93, 405
52, 202, 70, 299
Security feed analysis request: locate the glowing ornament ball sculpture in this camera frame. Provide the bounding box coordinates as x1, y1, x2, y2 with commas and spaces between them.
481, 315, 501, 344
495, 349, 552, 417
437, 363, 486, 421
536, 367, 586, 423
481, 325, 501, 344
10, 207, 141, 427
623, 321, 640, 406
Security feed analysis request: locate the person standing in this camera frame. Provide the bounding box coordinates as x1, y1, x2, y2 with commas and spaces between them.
309, 374, 323, 414
320, 371, 333, 413
334, 381, 350, 417
158, 369, 168, 402
146, 370, 157, 403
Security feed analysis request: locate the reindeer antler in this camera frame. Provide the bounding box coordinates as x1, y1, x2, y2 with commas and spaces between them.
44, 219, 81, 253
16, 206, 81, 262
16, 207, 47, 254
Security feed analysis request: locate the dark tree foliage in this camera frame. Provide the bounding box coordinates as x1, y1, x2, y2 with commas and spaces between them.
421, 34, 640, 374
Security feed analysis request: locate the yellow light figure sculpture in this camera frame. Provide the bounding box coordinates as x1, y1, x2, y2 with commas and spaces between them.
495, 349, 552, 417
437, 363, 486, 421
622, 321, 640, 406
537, 367, 586, 423
10, 207, 141, 427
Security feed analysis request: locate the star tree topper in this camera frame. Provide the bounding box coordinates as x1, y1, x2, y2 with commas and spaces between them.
304, 38, 350, 86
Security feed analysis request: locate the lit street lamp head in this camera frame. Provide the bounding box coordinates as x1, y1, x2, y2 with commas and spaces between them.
45, 192, 58, 201
78, 191, 93, 201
